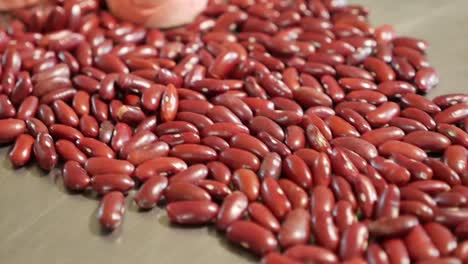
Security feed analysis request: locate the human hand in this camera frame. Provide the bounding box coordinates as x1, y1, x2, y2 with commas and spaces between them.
106, 0, 208, 29
0, 0, 40, 11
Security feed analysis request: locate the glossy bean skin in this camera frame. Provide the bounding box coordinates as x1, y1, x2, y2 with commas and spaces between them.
33, 133, 58, 171
405, 225, 440, 261
0, 119, 26, 144
261, 176, 292, 220
339, 223, 369, 261
167, 200, 218, 225
216, 191, 248, 230
97, 191, 125, 231
382, 239, 410, 264
284, 245, 339, 264
227, 220, 279, 256
134, 175, 168, 210
9, 134, 34, 167
84, 157, 134, 176
164, 182, 211, 202
232, 168, 260, 202
278, 209, 311, 249
62, 161, 91, 192
134, 157, 187, 182
424, 222, 457, 256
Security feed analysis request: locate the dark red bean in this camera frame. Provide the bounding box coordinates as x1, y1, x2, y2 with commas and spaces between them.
219, 148, 260, 171
437, 123, 468, 148
232, 168, 260, 202
403, 131, 451, 152
361, 126, 405, 146
339, 223, 369, 261
169, 144, 217, 164
97, 191, 125, 231
216, 191, 248, 230
333, 201, 356, 234
423, 158, 461, 186
84, 157, 134, 176
331, 176, 358, 210
33, 133, 58, 171
278, 209, 311, 248
369, 215, 419, 238
91, 173, 134, 195
167, 200, 218, 225
9, 134, 34, 167
375, 185, 400, 219
77, 137, 115, 159
55, 139, 87, 165
227, 220, 278, 256
134, 157, 187, 182
382, 239, 410, 264
62, 161, 90, 192
164, 182, 211, 203
284, 245, 339, 264
405, 225, 440, 261
443, 145, 467, 175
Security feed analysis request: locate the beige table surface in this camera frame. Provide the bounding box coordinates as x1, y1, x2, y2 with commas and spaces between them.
1, 1, 467, 263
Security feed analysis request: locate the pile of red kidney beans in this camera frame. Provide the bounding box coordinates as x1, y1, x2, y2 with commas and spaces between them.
1, 0, 468, 263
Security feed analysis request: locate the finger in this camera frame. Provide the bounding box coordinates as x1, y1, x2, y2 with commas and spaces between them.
106, 0, 208, 29
0, 0, 40, 11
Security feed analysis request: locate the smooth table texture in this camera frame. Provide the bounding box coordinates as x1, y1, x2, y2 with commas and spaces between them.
1, 1, 467, 263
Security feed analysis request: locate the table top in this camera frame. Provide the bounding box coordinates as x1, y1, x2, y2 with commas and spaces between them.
1, 1, 467, 263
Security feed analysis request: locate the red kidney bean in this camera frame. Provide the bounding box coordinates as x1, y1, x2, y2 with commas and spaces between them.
391, 57, 416, 81
401, 93, 440, 114
403, 131, 451, 152
84, 157, 134, 176
379, 140, 427, 162
443, 145, 467, 176
333, 201, 356, 234
216, 191, 248, 230
9, 134, 34, 167
133, 175, 167, 210
377, 81, 416, 97
365, 102, 400, 127
375, 185, 400, 219
164, 182, 211, 203
276, 179, 308, 210
345, 90, 388, 105
232, 168, 260, 202
78, 115, 98, 138
339, 223, 369, 261
405, 225, 440, 261
10, 72, 32, 106
0, 95, 16, 119
366, 244, 390, 264
227, 220, 278, 256
167, 200, 218, 225
261, 253, 300, 264
202, 122, 249, 139
336, 64, 374, 81
326, 115, 360, 137
389, 117, 428, 133
424, 222, 457, 256
331, 137, 377, 161
369, 215, 419, 238
434, 104, 468, 124
261, 176, 292, 220
247, 202, 281, 235
90, 95, 108, 123
370, 157, 411, 185
229, 133, 269, 158
278, 208, 311, 249
169, 144, 217, 164
354, 173, 378, 218
97, 191, 125, 230
49, 124, 83, 142
282, 154, 313, 189
72, 91, 90, 117
382, 239, 410, 264
258, 152, 282, 180
155, 121, 198, 136
134, 157, 187, 182
423, 158, 461, 186
219, 148, 260, 171
363, 57, 395, 82
335, 101, 377, 116
98, 121, 114, 145
329, 147, 358, 183
435, 192, 467, 207
77, 137, 115, 159
414, 67, 439, 92
33, 133, 58, 171
361, 126, 405, 146
437, 123, 468, 148
312, 211, 340, 251
62, 160, 91, 192
390, 153, 433, 181
331, 176, 358, 210
55, 139, 87, 165
400, 200, 434, 222
284, 245, 339, 264
91, 173, 134, 195
119, 131, 157, 159
433, 93, 468, 109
